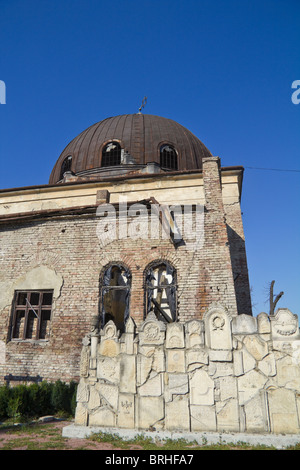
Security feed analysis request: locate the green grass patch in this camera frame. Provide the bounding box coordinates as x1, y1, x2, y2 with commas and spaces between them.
89, 431, 278, 450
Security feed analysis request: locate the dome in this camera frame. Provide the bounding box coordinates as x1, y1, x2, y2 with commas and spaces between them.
49, 114, 212, 184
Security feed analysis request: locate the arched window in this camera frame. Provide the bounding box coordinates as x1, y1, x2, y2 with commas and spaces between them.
160, 145, 178, 170
101, 141, 122, 167
145, 261, 177, 322
59, 155, 72, 180
100, 264, 131, 332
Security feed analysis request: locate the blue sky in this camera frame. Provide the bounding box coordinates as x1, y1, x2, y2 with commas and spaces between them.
0, 0, 299, 315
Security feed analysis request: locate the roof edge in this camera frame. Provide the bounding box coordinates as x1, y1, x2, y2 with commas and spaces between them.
0, 166, 244, 195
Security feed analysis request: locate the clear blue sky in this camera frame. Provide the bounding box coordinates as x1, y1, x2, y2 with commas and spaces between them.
0, 0, 299, 316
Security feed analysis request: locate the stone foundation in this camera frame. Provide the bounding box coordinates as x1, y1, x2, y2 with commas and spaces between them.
74, 305, 300, 435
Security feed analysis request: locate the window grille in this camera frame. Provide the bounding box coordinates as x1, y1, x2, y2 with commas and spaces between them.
160, 145, 178, 170
101, 142, 122, 167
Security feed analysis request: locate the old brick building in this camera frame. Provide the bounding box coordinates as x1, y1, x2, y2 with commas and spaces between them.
0, 113, 252, 385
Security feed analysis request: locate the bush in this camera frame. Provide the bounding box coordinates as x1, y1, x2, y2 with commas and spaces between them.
0, 381, 78, 421
0, 385, 11, 420
7, 395, 22, 422
51, 380, 71, 414
27, 381, 54, 417
70, 386, 77, 416
6, 385, 29, 420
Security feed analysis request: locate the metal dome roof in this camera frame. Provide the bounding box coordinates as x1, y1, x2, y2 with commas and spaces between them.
49, 114, 212, 184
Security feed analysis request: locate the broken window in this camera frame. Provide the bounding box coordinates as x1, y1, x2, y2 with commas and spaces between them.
11, 290, 53, 340
160, 145, 178, 170
101, 141, 122, 167
145, 262, 177, 322
100, 264, 131, 332
59, 155, 72, 180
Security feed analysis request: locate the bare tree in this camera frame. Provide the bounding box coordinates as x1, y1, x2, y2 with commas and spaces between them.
269, 280, 284, 316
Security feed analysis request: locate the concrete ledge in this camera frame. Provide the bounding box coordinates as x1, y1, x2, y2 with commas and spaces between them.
62, 424, 300, 449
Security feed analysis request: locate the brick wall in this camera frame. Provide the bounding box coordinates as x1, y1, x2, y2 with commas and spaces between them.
0, 158, 251, 384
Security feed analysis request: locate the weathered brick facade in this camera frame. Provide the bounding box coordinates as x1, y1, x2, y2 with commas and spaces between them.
0, 118, 252, 385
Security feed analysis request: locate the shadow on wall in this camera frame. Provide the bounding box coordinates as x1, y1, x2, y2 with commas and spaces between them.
226, 225, 252, 316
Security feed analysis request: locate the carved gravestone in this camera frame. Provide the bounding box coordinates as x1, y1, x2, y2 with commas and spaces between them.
257, 312, 271, 335
139, 311, 166, 346
270, 309, 300, 340
121, 316, 136, 354
99, 320, 120, 357
204, 304, 232, 351
185, 320, 205, 348
232, 314, 257, 335
166, 322, 185, 349
97, 356, 120, 384
80, 342, 90, 378
118, 394, 135, 428
97, 322, 121, 383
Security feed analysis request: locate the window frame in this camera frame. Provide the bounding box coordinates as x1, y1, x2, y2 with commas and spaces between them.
144, 261, 177, 323
10, 290, 54, 341
101, 141, 122, 167
100, 263, 131, 332
160, 144, 178, 171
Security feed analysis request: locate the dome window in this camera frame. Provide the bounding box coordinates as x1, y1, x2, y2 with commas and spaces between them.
60, 155, 72, 180
160, 145, 178, 170
101, 141, 122, 167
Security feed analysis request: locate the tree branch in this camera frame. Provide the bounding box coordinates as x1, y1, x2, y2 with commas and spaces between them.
269, 280, 284, 316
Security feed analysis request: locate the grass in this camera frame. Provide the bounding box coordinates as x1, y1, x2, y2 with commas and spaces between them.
0, 422, 69, 450
89, 431, 277, 451
0, 420, 299, 450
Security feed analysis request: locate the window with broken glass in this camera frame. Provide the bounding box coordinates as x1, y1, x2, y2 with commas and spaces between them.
160, 145, 178, 170
100, 264, 131, 333
59, 155, 72, 180
101, 141, 122, 167
11, 291, 53, 341
145, 262, 177, 322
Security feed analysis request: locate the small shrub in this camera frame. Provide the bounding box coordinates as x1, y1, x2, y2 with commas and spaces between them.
9, 385, 29, 418
6, 396, 22, 422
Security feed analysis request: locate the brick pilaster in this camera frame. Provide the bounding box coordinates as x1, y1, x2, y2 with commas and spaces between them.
202, 156, 238, 316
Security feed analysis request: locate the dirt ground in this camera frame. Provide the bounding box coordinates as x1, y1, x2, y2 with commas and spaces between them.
1, 419, 295, 451
0, 420, 133, 450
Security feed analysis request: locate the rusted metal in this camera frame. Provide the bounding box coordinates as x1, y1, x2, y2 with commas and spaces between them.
49, 114, 213, 184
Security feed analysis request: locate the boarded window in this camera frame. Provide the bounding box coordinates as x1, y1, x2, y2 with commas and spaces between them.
145, 262, 177, 322
100, 264, 131, 332
11, 290, 53, 340
160, 145, 178, 170
101, 142, 122, 167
